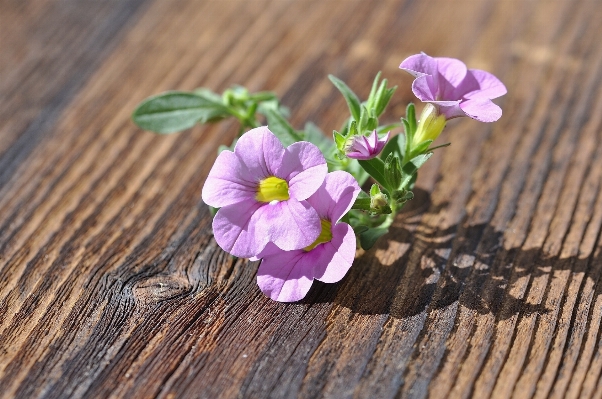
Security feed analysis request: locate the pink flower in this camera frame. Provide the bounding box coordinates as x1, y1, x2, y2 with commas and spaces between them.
399, 53, 507, 122
345, 130, 390, 160
255, 171, 360, 302
202, 126, 328, 258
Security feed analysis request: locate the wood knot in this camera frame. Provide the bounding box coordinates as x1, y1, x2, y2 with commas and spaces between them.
132, 275, 192, 304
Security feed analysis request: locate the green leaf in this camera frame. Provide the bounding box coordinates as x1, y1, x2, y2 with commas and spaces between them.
329, 75, 361, 122
304, 122, 334, 154
348, 120, 358, 137
406, 103, 417, 134
380, 133, 406, 164
358, 157, 389, 189
249, 91, 278, 102
366, 71, 382, 110
264, 108, 303, 146
384, 154, 402, 190
353, 225, 369, 235
351, 197, 372, 211
193, 88, 224, 103
392, 189, 414, 204
370, 183, 381, 197
358, 106, 370, 132
400, 152, 433, 189
132, 91, 229, 134
412, 139, 433, 156
376, 122, 402, 134
358, 227, 389, 250
376, 86, 397, 117
333, 130, 346, 151
428, 142, 451, 151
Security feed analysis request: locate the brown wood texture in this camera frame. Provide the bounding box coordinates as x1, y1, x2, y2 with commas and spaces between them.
1, 0, 602, 398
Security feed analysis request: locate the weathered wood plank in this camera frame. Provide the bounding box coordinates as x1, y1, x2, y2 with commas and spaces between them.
1, 0, 602, 398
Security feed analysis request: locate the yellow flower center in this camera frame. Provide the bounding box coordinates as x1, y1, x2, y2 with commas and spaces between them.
256, 176, 290, 203
304, 219, 332, 251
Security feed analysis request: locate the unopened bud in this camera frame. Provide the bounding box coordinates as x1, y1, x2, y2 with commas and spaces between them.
413, 103, 446, 146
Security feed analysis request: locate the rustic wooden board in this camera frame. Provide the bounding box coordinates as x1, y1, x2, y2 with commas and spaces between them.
1, 0, 601, 398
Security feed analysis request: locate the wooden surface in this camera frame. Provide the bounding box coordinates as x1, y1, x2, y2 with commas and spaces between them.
1, 0, 602, 398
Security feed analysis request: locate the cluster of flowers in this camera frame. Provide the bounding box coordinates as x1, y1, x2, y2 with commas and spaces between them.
134, 52, 506, 302
199, 53, 506, 302
202, 127, 358, 302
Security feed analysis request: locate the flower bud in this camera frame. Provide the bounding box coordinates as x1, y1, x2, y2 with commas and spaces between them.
370, 192, 388, 209
345, 130, 390, 160
413, 103, 446, 146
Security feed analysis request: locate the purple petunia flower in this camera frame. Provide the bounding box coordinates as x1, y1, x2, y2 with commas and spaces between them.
399, 53, 507, 122
255, 171, 360, 302
345, 130, 390, 160
202, 126, 328, 258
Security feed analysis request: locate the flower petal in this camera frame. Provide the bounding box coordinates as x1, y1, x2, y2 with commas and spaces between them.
314, 223, 355, 283
202, 150, 257, 208
252, 198, 321, 251
460, 98, 502, 122
212, 200, 266, 258
425, 100, 464, 120
399, 53, 438, 77
257, 250, 314, 302
278, 141, 327, 200
411, 75, 438, 102
463, 69, 507, 100
306, 171, 360, 222
234, 126, 285, 179
435, 57, 468, 98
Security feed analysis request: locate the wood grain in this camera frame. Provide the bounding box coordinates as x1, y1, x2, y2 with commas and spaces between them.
1, 0, 601, 398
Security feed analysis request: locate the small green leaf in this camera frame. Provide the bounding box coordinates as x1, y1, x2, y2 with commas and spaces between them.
351, 197, 372, 211
376, 86, 397, 117
393, 189, 414, 204
358, 157, 389, 189
333, 130, 347, 151
353, 225, 370, 235
406, 103, 417, 134
193, 88, 224, 103
132, 91, 229, 134
249, 91, 278, 102
264, 108, 303, 146
370, 183, 381, 197
412, 139, 433, 156
366, 71, 382, 110
428, 142, 451, 151
348, 120, 358, 137
366, 117, 378, 131
384, 154, 402, 189
400, 152, 433, 189
359, 227, 389, 250
377, 122, 402, 134
329, 75, 361, 122
380, 133, 406, 164
359, 106, 370, 132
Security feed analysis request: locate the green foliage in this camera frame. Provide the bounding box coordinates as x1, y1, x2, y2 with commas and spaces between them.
263, 107, 303, 146
132, 91, 229, 134
328, 75, 361, 121
132, 74, 453, 252
380, 133, 406, 164
384, 153, 402, 190
354, 226, 389, 250
400, 152, 433, 190
358, 158, 389, 191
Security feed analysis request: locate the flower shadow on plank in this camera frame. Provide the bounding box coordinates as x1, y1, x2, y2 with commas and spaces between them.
300, 189, 570, 322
